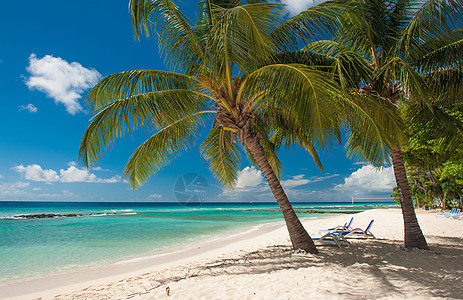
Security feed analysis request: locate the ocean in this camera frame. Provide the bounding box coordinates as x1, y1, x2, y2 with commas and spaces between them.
0, 201, 396, 285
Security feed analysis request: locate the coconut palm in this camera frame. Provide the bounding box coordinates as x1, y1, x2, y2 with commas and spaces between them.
287, 0, 463, 249
79, 0, 394, 253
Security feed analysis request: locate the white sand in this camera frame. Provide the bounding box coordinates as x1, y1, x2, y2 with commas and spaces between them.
1, 208, 462, 299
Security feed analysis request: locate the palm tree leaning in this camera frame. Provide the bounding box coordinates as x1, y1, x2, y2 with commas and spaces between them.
79, 1, 392, 253
292, 0, 463, 249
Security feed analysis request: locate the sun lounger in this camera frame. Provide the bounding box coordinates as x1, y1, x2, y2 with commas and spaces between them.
448, 209, 461, 219
313, 223, 350, 248
318, 217, 354, 234
341, 220, 375, 239
436, 208, 456, 217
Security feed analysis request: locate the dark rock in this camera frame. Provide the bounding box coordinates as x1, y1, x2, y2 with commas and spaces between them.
13, 212, 115, 219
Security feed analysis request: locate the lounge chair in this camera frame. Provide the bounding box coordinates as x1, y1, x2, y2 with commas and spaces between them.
448, 209, 461, 219
319, 217, 354, 234
313, 223, 350, 248
341, 220, 375, 239
436, 208, 456, 217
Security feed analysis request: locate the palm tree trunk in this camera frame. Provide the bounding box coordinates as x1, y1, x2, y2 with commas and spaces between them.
391, 146, 429, 250
244, 131, 318, 253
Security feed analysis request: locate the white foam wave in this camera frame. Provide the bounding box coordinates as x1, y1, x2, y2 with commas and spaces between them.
0, 216, 26, 220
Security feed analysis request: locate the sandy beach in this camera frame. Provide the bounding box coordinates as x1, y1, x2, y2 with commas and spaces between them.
1, 208, 462, 299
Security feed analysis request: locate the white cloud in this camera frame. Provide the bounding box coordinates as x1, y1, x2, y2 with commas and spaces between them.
281, 174, 311, 187
149, 193, 162, 199
25, 54, 101, 115
221, 169, 341, 202
13, 162, 122, 184
91, 166, 112, 172
60, 166, 99, 182
0, 181, 81, 199
235, 166, 264, 188
335, 165, 395, 193
218, 166, 268, 201
0, 181, 30, 196
281, 0, 324, 16
100, 175, 122, 183
12, 164, 60, 182
67, 161, 77, 167
60, 166, 121, 183
62, 189, 78, 198
19, 104, 38, 113
281, 174, 339, 188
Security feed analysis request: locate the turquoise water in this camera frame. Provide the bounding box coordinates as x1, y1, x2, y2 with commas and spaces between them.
0, 201, 396, 284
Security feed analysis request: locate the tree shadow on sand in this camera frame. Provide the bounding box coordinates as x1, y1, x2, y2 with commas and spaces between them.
57, 236, 463, 299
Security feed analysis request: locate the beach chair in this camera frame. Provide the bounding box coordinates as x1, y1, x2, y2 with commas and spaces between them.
436, 208, 455, 217
448, 209, 461, 219
319, 217, 354, 234
341, 220, 375, 239
313, 224, 350, 248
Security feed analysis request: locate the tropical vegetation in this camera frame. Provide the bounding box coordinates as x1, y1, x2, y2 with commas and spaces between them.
288, 0, 463, 249
400, 104, 463, 209
79, 0, 463, 252
78, 0, 395, 254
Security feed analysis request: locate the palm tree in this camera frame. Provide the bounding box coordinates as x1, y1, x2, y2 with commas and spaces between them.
79, 0, 392, 253
289, 0, 463, 249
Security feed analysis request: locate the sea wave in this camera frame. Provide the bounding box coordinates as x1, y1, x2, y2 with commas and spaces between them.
0, 216, 26, 220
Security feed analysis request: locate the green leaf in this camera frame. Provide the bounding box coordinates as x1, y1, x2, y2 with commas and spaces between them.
129, 0, 207, 73
200, 125, 241, 188
79, 89, 207, 167
87, 70, 196, 110
125, 113, 211, 189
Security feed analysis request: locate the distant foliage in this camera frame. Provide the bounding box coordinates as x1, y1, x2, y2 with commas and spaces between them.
402, 104, 463, 208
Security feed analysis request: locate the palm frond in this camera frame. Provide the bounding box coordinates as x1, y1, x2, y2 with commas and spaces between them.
207, 3, 282, 72
129, 0, 207, 73
271, 0, 345, 50
343, 90, 404, 165
410, 28, 463, 72
335, 0, 388, 57
334, 50, 373, 88
200, 125, 241, 188
398, 0, 463, 56
124, 113, 211, 188
79, 89, 207, 167
304, 40, 372, 88
259, 126, 283, 180
375, 56, 430, 105
264, 50, 336, 70
87, 70, 196, 110
245, 64, 343, 136
265, 109, 342, 172
303, 40, 349, 55
425, 67, 463, 104
270, 126, 326, 172
404, 101, 463, 158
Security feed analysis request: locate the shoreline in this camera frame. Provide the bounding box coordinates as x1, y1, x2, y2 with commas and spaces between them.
0, 211, 338, 288
0, 218, 290, 299
2, 208, 462, 299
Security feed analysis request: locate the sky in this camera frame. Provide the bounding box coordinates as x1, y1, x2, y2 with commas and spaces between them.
0, 0, 396, 203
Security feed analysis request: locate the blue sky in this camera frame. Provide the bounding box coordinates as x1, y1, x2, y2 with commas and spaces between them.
0, 0, 396, 203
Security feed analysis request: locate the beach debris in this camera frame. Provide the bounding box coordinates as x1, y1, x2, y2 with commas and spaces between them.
293, 248, 307, 255
166, 286, 171, 296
